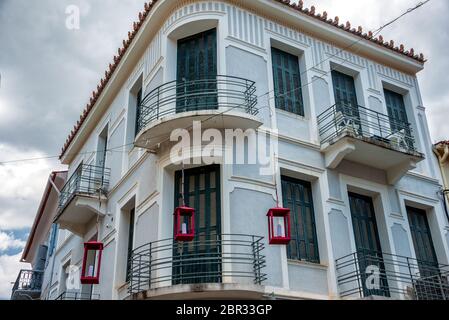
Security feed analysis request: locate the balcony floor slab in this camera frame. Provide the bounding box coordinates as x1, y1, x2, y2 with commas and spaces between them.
322, 133, 424, 184
135, 109, 263, 150
55, 194, 107, 236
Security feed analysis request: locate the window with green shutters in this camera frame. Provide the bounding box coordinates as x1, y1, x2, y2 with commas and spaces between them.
177, 29, 217, 112
126, 208, 135, 282
271, 48, 304, 116
281, 176, 319, 263
134, 88, 142, 138
384, 89, 414, 149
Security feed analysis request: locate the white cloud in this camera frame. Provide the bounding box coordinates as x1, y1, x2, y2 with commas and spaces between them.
0, 231, 26, 252
0, 252, 30, 300
0, 144, 64, 230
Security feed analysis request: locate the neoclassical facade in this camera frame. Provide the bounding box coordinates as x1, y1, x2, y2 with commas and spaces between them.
13, 0, 449, 300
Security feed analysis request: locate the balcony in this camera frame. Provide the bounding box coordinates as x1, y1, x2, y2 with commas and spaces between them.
55, 292, 100, 300
127, 234, 267, 299
336, 251, 449, 300
134, 75, 261, 150
10, 270, 44, 300
317, 103, 424, 184
55, 164, 110, 236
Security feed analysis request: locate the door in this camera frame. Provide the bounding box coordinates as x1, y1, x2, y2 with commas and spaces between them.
176, 28, 217, 112
406, 207, 446, 299
407, 207, 439, 273
384, 89, 412, 148
332, 70, 361, 132
349, 193, 390, 297
172, 165, 221, 285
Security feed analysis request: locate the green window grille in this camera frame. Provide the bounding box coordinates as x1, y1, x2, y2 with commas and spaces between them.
271, 48, 304, 116
281, 176, 319, 263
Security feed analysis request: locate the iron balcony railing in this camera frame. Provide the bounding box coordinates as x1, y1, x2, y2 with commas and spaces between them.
128, 234, 267, 295
58, 164, 111, 211
136, 75, 258, 134
55, 292, 101, 300
336, 250, 449, 300
11, 270, 44, 299
317, 102, 416, 153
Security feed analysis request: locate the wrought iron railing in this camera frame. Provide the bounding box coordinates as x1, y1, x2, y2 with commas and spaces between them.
55, 292, 101, 300
11, 270, 44, 299
58, 164, 111, 211
136, 75, 258, 134
317, 102, 416, 153
336, 251, 449, 300
127, 234, 267, 295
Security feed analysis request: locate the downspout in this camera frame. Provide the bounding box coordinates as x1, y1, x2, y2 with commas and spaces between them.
440, 145, 449, 164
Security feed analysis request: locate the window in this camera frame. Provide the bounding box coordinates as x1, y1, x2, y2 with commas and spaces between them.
271, 47, 304, 116
126, 208, 135, 282
177, 29, 217, 112
46, 224, 58, 259
134, 88, 142, 137
384, 89, 409, 130
281, 176, 319, 263
331, 70, 358, 108
173, 165, 221, 284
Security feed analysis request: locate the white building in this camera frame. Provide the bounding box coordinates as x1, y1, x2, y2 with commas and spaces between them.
12, 0, 449, 300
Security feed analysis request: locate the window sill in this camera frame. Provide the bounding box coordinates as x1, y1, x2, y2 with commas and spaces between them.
276, 108, 308, 121
287, 259, 328, 270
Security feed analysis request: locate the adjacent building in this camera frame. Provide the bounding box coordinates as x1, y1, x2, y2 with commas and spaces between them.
11, 171, 67, 300
12, 0, 449, 300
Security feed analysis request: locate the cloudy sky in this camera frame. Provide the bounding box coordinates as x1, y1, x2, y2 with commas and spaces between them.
0, 0, 448, 299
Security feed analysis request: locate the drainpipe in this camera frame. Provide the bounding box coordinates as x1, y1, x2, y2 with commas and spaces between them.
48, 176, 61, 195
440, 145, 449, 164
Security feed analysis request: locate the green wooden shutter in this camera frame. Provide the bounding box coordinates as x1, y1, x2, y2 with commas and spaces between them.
177, 29, 217, 112
331, 70, 358, 108
173, 165, 221, 284
384, 89, 409, 130
134, 88, 142, 137
126, 208, 135, 282
281, 176, 319, 263
348, 193, 390, 297
271, 48, 304, 116
407, 207, 439, 269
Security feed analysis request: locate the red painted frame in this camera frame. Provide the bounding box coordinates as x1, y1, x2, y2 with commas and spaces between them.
174, 206, 195, 241
80, 241, 103, 285
267, 207, 291, 245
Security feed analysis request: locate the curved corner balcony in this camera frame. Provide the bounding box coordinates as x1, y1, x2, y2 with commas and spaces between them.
134, 76, 261, 150
317, 103, 424, 184
127, 234, 267, 299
